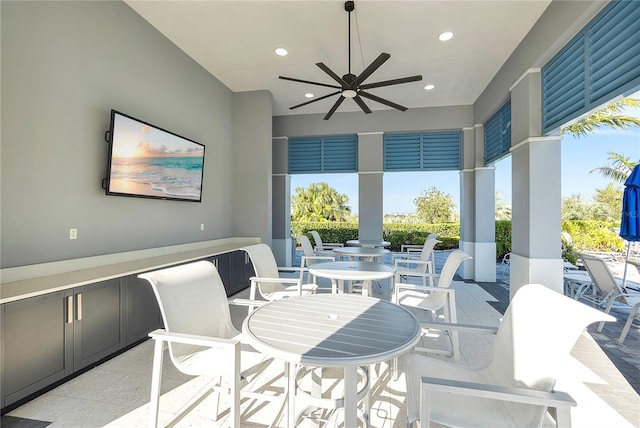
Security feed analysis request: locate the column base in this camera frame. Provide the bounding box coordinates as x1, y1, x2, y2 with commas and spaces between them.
459, 241, 475, 280
509, 253, 564, 299
473, 242, 496, 282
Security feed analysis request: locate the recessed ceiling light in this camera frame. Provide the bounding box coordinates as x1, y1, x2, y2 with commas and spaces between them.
438, 32, 454, 42
275, 47, 288, 56
424, 84, 435, 90
305, 93, 314, 98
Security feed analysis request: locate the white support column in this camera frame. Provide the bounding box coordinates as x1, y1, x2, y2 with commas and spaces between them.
474, 167, 496, 282
510, 69, 563, 297
357, 132, 384, 241
272, 137, 292, 266
459, 127, 476, 280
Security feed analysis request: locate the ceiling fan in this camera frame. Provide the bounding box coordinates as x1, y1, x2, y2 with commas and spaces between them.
279, 1, 423, 120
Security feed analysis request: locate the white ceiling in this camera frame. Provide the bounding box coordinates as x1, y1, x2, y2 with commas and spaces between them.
125, 0, 551, 117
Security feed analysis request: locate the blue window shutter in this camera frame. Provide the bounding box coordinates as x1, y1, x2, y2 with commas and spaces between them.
542, 0, 640, 134
383, 134, 421, 171
542, 35, 586, 133
422, 132, 461, 170
288, 135, 357, 174
484, 100, 511, 165
384, 131, 460, 171
588, 1, 640, 105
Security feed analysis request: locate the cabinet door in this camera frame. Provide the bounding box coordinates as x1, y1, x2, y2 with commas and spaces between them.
1, 290, 73, 408
228, 251, 251, 296
210, 253, 231, 294
73, 279, 124, 371
124, 275, 163, 345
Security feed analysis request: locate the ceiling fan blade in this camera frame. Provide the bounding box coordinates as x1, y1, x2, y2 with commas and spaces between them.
359, 75, 423, 90
289, 91, 342, 110
316, 63, 348, 86
324, 96, 346, 120
359, 90, 408, 111
353, 95, 372, 114
279, 76, 341, 90
353, 53, 391, 86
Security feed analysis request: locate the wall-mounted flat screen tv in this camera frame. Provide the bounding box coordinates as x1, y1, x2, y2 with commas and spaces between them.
104, 110, 205, 202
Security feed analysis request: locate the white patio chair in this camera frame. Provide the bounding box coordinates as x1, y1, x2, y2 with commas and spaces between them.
297, 235, 334, 282
580, 253, 640, 343
393, 237, 441, 287
499, 252, 511, 274
405, 283, 615, 428
242, 243, 318, 312
310, 230, 343, 255
400, 233, 439, 254
138, 261, 279, 428
394, 250, 471, 362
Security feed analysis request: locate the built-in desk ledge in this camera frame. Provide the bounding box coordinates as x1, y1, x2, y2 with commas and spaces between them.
0, 237, 260, 304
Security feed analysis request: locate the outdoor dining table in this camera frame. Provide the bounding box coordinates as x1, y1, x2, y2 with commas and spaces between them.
346, 239, 391, 248
332, 246, 390, 262
241, 293, 421, 428
308, 260, 395, 296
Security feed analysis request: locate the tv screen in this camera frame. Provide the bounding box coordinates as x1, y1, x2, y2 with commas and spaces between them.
105, 110, 205, 202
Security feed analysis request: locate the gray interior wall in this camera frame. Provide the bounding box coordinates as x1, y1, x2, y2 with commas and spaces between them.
231, 91, 273, 245
1, 1, 235, 267
473, 0, 606, 125
273, 105, 473, 137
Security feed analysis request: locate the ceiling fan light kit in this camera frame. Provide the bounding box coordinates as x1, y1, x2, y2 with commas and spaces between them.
279, 1, 422, 120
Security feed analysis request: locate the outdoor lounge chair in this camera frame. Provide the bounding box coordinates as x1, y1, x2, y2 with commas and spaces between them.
242, 243, 318, 312
394, 250, 471, 361
139, 261, 278, 428
405, 283, 615, 428
580, 252, 640, 343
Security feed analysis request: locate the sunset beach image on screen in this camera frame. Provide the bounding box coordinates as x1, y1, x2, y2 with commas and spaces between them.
106, 111, 205, 202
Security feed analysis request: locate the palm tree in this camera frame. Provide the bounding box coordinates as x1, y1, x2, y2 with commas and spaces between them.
562, 97, 640, 183
561, 98, 640, 138
291, 182, 352, 222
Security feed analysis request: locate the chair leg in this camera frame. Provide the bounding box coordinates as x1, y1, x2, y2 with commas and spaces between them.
230, 343, 241, 428
618, 302, 640, 343
149, 339, 164, 428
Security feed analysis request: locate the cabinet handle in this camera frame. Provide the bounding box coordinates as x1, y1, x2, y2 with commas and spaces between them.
66, 295, 73, 324
245, 253, 249, 264
213, 258, 218, 268
76, 293, 83, 321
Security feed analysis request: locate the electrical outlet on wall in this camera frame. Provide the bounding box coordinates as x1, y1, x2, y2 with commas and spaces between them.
200, 224, 205, 231
69, 228, 77, 240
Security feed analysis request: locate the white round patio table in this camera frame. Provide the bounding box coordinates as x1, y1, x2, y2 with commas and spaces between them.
309, 260, 395, 296
346, 239, 391, 248
332, 246, 390, 262
242, 293, 421, 428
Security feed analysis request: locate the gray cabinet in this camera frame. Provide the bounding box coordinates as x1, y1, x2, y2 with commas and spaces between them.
124, 275, 162, 345
73, 279, 125, 370
1, 290, 73, 408
0, 279, 124, 409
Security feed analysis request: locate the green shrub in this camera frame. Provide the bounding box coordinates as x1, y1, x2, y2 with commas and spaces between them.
291, 219, 622, 262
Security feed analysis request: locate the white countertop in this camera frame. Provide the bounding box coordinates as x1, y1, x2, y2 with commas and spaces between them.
0, 237, 260, 304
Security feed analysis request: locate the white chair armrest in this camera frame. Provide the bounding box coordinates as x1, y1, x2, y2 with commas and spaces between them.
277, 266, 305, 273
149, 329, 239, 348
250, 276, 301, 285
228, 298, 269, 308
301, 255, 335, 265
393, 253, 422, 261
421, 376, 576, 408
396, 283, 451, 294
419, 320, 499, 335
320, 243, 344, 249
395, 259, 432, 268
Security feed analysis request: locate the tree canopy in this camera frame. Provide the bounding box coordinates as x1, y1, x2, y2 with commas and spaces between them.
413, 187, 455, 223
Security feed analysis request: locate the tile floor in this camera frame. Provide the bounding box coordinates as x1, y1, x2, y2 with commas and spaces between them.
3, 251, 639, 427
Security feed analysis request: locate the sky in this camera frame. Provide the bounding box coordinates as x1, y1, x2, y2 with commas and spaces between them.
291, 91, 640, 216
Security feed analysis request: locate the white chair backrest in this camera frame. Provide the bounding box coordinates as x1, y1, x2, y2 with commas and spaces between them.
298, 235, 315, 257
242, 243, 284, 294
310, 230, 327, 251
139, 261, 237, 366
428, 250, 471, 308
580, 253, 624, 299
426, 233, 439, 241
420, 237, 441, 261
486, 284, 614, 426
